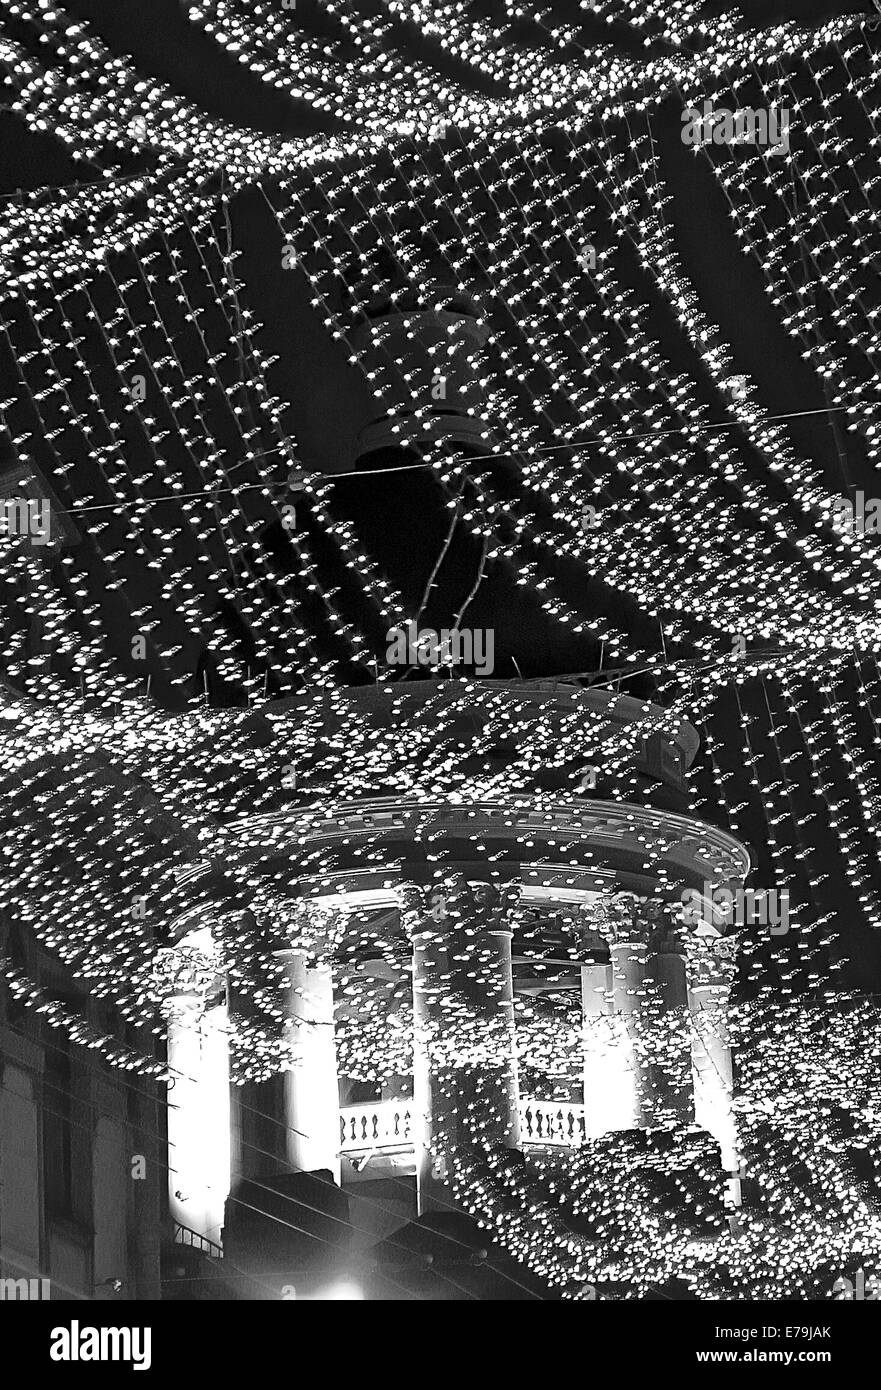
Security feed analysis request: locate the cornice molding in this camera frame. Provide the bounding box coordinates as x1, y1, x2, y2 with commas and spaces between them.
221, 797, 751, 885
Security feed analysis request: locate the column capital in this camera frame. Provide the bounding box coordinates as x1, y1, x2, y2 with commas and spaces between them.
683, 931, 739, 993
444, 875, 521, 935
274, 896, 349, 956
584, 891, 659, 947
395, 881, 429, 936
153, 937, 224, 1021
469, 880, 522, 935
396, 877, 522, 936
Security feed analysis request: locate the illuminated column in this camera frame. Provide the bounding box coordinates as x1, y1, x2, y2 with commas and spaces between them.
585, 894, 652, 1133
155, 931, 230, 1246
400, 878, 521, 1215
684, 934, 740, 1179
277, 949, 341, 1183
475, 910, 521, 1152
580, 961, 618, 1138
407, 888, 452, 1211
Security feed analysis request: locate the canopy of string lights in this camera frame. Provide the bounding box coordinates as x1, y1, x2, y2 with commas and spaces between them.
2, 0, 881, 1300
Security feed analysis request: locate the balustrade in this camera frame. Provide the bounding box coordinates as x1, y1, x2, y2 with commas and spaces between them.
338, 1097, 585, 1157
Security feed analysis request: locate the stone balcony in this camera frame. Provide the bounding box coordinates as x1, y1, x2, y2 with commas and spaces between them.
339, 1097, 586, 1181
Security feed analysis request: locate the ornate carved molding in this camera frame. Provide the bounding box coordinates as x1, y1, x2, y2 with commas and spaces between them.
576, 891, 669, 946
152, 940, 224, 1018
683, 932, 739, 994
445, 876, 522, 933
396, 876, 524, 938
276, 897, 349, 952
395, 881, 428, 936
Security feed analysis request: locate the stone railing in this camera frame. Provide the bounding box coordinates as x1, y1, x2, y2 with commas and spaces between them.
519, 1099, 586, 1147
338, 1098, 585, 1156
339, 1101, 413, 1154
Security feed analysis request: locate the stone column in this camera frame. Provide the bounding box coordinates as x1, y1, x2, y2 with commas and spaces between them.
475, 913, 521, 1150
401, 878, 521, 1216
644, 919, 692, 1122
408, 890, 453, 1212
154, 931, 230, 1247
585, 894, 652, 1133
684, 933, 741, 1194
276, 949, 341, 1183
580, 960, 617, 1138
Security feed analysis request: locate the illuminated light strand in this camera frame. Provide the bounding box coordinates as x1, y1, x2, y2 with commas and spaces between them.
269, 174, 632, 654
680, 59, 881, 473
780, 674, 881, 929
